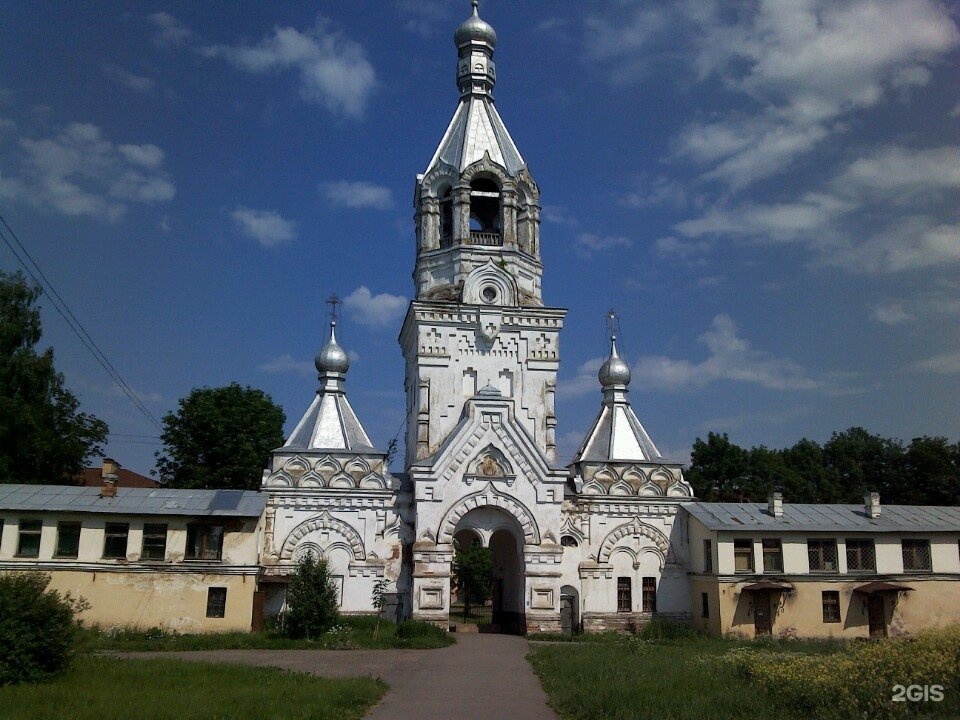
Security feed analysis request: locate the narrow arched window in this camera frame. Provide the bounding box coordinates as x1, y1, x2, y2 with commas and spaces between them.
469, 178, 501, 245
439, 186, 453, 247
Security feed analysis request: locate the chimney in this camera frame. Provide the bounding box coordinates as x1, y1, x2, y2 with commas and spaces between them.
100, 457, 119, 498
768, 492, 783, 518
865, 491, 881, 519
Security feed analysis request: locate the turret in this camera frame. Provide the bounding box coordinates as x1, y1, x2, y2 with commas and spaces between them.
413, 1, 543, 307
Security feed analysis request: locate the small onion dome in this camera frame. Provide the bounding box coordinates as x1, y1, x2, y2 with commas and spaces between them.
598, 335, 631, 387
315, 322, 350, 375
454, 1, 497, 48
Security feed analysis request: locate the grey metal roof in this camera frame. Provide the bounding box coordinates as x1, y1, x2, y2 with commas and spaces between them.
0, 484, 266, 518
282, 391, 377, 453
686, 501, 960, 533
571, 336, 662, 464
281, 321, 380, 454
425, 95, 525, 177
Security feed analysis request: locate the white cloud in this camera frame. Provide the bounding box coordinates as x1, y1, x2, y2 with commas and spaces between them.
632, 315, 830, 392
589, 1, 959, 188
668, 145, 960, 274
102, 64, 155, 93
674, 193, 851, 243
202, 19, 376, 117
561, 316, 832, 396
0, 122, 175, 221
343, 286, 407, 328
912, 351, 960, 375
259, 354, 315, 377
620, 176, 687, 209
396, 0, 452, 37
575, 233, 632, 257
322, 180, 394, 210
870, 303, 915, 325
540, 205, 578, 226
835, 145, 960, 196
149, 12, 193, 47
231, 207, 297, 247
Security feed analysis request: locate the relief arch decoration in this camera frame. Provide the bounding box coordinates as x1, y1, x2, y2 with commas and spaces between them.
279, 510, 366, 562
597, 517, 670, 567
437, 482, 541, 545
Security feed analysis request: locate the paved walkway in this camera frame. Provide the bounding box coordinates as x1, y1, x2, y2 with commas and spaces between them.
120, 634, 559, 720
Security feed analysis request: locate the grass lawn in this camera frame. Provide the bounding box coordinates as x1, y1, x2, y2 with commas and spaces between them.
83, 615, 452, 651
528, 627, 960, 720
0, 655, 384, 720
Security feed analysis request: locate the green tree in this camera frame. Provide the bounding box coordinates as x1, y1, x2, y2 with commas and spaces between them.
900, 436, 960, 506
0, 271, 108, 484
687, 432, 750, 501
156, 383, 285, 489
452, 543, 493, 619
283, 553, 341, 639
0, 571, 89, 684
823, 427, 905, 503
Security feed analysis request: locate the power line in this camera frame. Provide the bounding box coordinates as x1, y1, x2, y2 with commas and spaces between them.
0, 213, 163, 432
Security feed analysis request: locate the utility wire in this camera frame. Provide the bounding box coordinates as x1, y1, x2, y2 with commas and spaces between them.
0, 213, 163, 432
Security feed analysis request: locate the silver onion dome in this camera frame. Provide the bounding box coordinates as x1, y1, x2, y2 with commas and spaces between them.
315, 321, 350, 375
598, 335, 631, 388
454, 1, 497, 48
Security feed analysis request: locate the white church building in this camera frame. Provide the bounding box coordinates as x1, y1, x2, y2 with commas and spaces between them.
258, 2, 693, 635
4, 3, 959, 640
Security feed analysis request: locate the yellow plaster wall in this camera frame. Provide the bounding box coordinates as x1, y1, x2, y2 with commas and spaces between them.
46, 569, 257, 633
716, 579, 960, 639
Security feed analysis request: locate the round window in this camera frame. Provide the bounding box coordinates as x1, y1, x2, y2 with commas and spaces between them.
481, 286, 498, 303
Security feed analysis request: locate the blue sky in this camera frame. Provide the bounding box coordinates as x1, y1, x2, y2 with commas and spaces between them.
2, 1, 959, 476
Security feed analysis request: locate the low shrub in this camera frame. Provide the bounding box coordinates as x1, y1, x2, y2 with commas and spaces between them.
0, 571, 89, 685
283, 554, 340, 639
718, 626, 960, 719
395, 620, 445, 640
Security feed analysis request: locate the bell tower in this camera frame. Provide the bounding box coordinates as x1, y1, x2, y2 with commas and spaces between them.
400, 1, 565, 469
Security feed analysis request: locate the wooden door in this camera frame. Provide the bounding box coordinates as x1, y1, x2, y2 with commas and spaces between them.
560, 595, 574, 635
251, 590, 265, 632
868, 594, 887, 638
753, 591, 772, 637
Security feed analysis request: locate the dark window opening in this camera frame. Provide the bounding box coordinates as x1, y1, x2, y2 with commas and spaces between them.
642, 577, 657, 613
439, 186, 453, 244
822, 591, 840, 623
703, 539, 713, 573
186, 524, 224, 561
560, 535, 579, 547
469, 178, 501, 240
55, 522, 81, 559
846, 539, 876, 573
206, 587, 227, 618
103, 523, 129, 559
902, 539, 931, 572
762, 539, 783, 573
701, 592, 709, 619
808, 539, 838, 572
142, 523, 168, 561
617, 577, 631, 613
17, 519, 42, 558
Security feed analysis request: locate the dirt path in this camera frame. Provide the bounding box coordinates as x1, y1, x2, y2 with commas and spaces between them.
118, 634, 559, 720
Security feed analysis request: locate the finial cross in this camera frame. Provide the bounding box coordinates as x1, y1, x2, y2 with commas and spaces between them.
326, 294, 342, 325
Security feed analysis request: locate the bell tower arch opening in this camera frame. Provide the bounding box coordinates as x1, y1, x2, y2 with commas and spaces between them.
450, 505, 526, 633
469, 177, 502, 243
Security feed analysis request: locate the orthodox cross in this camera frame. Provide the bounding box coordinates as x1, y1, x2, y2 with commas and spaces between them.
606, 308, 621, 340
326, 294, 342, 325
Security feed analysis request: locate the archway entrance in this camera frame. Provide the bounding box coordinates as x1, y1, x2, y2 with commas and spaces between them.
451, 506, 525, 634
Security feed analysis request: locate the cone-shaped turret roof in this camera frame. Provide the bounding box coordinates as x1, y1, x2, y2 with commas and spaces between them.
423, 1, 525, 177
571, 334, 662, 463
281, 321, 377, 452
